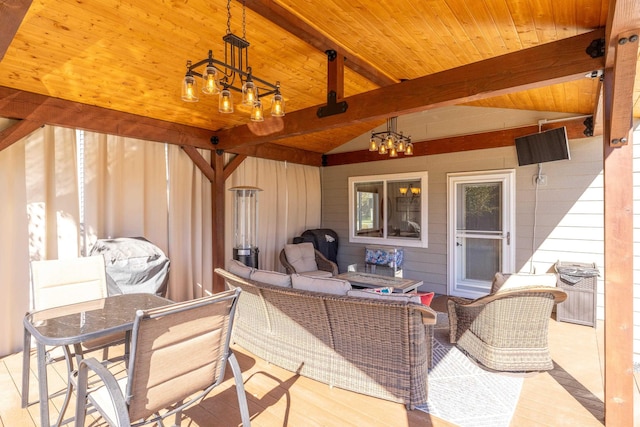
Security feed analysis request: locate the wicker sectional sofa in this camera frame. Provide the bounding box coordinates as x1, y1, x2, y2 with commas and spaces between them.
215, 266, 437, 409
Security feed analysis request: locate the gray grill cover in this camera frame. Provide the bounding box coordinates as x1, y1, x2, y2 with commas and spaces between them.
89, 237, 170, 297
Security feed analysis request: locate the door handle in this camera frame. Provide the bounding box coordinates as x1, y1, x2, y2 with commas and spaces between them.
506, 231, 510, 245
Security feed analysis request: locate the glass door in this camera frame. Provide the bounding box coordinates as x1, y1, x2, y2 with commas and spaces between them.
448, 170, 515, 298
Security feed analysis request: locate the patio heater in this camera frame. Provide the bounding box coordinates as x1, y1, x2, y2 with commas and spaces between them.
229, 186, 262, 268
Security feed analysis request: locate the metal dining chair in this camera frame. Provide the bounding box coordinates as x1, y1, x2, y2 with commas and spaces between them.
75, 288, 251, 427
22, 256, 125, 424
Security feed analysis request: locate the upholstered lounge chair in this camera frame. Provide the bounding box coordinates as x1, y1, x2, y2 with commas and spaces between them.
279, 242, 338, 277
447, 273, 567, 372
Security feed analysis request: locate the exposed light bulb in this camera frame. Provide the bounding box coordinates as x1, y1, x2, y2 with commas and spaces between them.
251, 100, 264, 122
242, 80, 257, 105
219, 88, 234, 113
202, 65, 219, 95
181, 74, 199, 102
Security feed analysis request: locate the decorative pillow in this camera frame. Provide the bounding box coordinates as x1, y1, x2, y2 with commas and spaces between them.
291, 274, 351, 295
498, 273, 557, 292
347, 289, 421, 304
284, 243, 318, 273
418, 292, 435, 306
227, 258, 255, 279
250, 269, 291, 287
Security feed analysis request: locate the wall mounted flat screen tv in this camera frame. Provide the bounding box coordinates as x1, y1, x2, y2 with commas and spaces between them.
515, 126, 570, 166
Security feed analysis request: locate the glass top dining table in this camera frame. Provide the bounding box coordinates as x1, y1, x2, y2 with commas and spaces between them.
22, 293, 173, 427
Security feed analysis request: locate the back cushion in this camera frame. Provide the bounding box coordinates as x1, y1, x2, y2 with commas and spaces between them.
227, 259, 255, 279
498, 273, 557, 292
291, 274, 351, 295
284, 243, 318, 273
250, 269, 292, 287
491, 272, 511, 293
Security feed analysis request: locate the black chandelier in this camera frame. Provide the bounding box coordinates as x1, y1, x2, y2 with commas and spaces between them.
369, 117, 413, 157
181, 0, 284, 121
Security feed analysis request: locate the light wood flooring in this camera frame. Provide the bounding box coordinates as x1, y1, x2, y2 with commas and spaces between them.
1, 312, 636, 426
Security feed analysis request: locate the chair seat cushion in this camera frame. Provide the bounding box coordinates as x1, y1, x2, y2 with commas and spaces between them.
284, 243, 318, 273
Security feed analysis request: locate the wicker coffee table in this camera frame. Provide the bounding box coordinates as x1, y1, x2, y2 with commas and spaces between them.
335, 271, 422, 293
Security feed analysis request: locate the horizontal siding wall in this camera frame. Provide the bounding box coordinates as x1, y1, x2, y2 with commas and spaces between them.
321, 135, 605, 314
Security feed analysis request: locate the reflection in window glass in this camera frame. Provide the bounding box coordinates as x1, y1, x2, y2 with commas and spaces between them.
349, 172, 428, 248
355, 181, 382, 235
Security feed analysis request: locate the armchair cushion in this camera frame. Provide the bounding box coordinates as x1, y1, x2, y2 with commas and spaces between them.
284, 243, 318, 273
291, 274, 351, 295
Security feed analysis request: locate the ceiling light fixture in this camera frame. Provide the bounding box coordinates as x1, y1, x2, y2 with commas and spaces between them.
181, 0, 285, 121
368, 117, 413, 157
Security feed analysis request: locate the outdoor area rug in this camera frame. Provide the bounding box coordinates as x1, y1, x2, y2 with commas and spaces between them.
415, 314, 524, 427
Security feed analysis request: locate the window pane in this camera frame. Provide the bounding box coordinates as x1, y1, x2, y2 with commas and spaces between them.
355, 181, 383, 237
389, 179, 421, 239
457, 182, 501, 232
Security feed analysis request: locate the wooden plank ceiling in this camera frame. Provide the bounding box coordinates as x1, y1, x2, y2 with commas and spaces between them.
0, 0, 637, 164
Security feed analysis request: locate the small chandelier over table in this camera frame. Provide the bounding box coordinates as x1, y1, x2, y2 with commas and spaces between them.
180, 0, 285, 121
369, 117, 413, 157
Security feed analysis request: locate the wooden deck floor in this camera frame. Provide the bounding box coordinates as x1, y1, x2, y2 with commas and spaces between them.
0, 314, 636, 426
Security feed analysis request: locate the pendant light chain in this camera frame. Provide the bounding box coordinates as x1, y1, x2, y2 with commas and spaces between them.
226, 0, 231, 34
242, 0, 246, 40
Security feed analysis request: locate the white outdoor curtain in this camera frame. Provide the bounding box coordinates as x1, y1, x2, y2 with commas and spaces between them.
0, 125, 30, 357
0, 125, 79, 356
225, 156, 321, 271
166, 145, 213, 301
82, 132, 169, 252
26, 126, 81, 260
0, 123, 319, 357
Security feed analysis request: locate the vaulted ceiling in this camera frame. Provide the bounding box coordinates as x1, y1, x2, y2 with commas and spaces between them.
1, 0, 639, 166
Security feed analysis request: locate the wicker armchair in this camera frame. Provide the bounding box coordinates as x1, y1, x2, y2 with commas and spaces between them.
279, 242, 338, 276
447, 274, 567, 372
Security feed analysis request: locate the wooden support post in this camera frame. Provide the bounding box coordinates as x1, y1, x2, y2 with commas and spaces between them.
212, 150, 226, 293
602, 70, 635, 426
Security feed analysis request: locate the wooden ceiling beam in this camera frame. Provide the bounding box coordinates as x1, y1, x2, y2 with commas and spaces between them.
223, 154, 247, 180
324, 117, 591, 166
213, 29, 606, 151
229, 141, 322, 167
182, 146, 215, 182
0, 118, 43, 152
0, 86, 216, 150
0, 0, 32, 61
0, 86, 325, 166
243, 0, 397, 87
599, 0, 640, 146
608, 30, 639, 146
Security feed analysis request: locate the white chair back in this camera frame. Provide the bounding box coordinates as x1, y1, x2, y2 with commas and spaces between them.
30, 256, 108, 311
